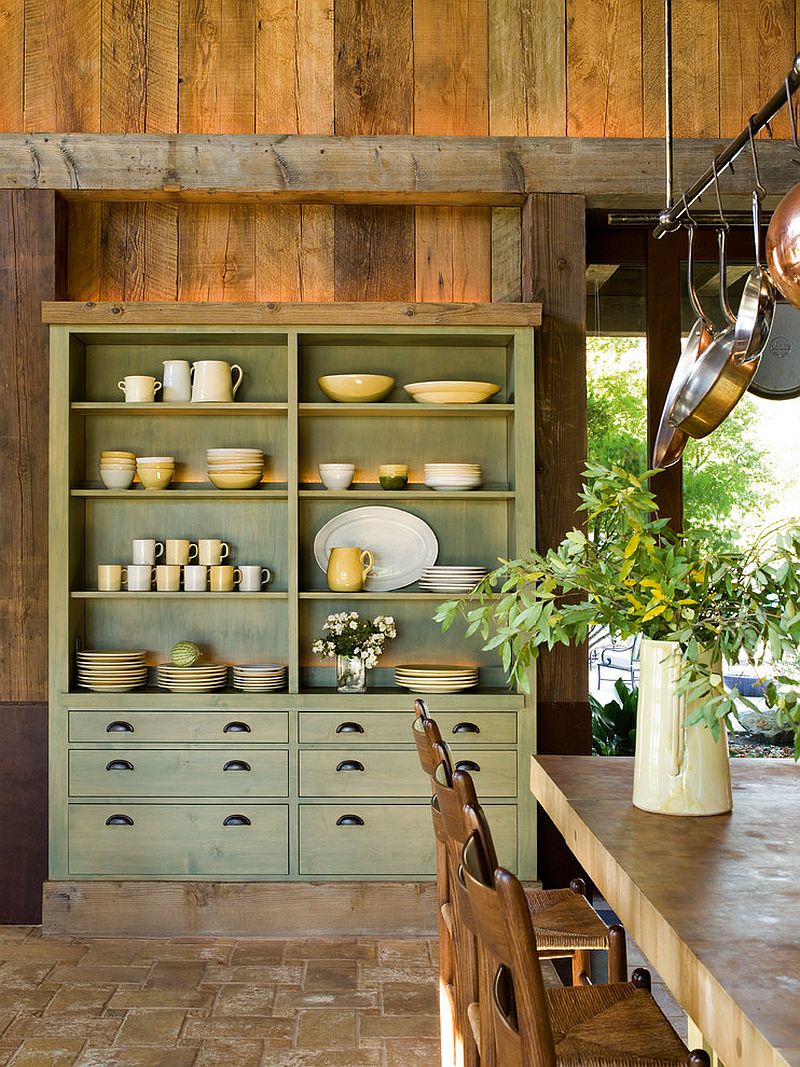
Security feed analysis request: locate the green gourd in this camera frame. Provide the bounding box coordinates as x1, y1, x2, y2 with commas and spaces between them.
171, 641, 201, 666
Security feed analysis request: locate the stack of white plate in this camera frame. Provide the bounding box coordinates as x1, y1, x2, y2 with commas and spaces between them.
156, 663, 228, 692
76, 649, 148, 691
424, 463, 483, 491
232, 664, 287, 691
419, 566, 488, 593
206, 448, 265, 490
394, 663, 479, 693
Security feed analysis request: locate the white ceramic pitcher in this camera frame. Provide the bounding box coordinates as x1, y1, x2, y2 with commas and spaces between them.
191, 360, 243, 403
162, 359, 192, 402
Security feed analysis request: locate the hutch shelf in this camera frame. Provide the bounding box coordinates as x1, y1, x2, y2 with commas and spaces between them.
47, 304, 538, 891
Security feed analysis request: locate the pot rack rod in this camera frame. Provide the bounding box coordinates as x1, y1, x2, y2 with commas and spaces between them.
653, 53, 800, 239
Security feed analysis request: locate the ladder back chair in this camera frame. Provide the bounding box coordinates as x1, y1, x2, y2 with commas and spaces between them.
458, 803, 711, 1067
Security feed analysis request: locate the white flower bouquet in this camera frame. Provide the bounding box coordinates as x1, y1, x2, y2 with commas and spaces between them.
312, 611, 397, 669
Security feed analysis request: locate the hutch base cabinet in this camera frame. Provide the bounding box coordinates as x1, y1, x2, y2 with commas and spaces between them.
46, 302, 539, 932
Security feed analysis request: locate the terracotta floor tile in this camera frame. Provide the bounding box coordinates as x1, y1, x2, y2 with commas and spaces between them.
378, 941, 432, 965
282, 940, 377, 961
359, 1013, 439, 1040
359, 964, 434, 987
0, 929, 35, 944
47, 967, 151, 987
4, 1017, 119, 1045
114, 1009, 186, 1047
384, 1037, 441, 1066
381, 982, 438, 1015
108, 990, 213, 1012
77, 942, 150, 967
229, 942, 286, 965
0, 1042, 21, 1066
44, 987, 115, 1015
135, 942, 232, 963
144, 961, 206, 990
0, 991, 56, 1014
5, 1037, 85, 1066
75, 1049, 198, 1067
201, 964, 303, 986
0, 963, 56, 990
0, 945, 86, 965
189, 1037, 264, 1066
181, 1016, 295, 1041
265, 1052, 382, 1067
295, 1009, 357, 1049
303, 960, 358, 992
271, 989, 378, 1016
211, 985, 275, 1016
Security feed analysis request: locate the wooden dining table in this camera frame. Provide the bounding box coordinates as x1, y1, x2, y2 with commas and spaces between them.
530, 755, 800, 1067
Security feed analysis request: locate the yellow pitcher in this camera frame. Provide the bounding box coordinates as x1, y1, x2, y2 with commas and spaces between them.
326, 547, 374, 592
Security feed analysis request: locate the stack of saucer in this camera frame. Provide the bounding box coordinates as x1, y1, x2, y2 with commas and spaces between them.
156, 663, 228, 692
424, 463, 483, 491
419, 566, 488, 593
207, 448, 265, 490
232, 663, 287, 691
76, 649, 147, 691
99, 450, 136, 490
394, 663, 479, 693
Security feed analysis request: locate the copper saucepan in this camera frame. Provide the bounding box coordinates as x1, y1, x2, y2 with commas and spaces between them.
765, 76, 800, 309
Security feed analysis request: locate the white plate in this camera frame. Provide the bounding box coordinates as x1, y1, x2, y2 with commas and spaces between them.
78, 682, 148, 692
395, 682, 479, 693
314, 507, 438, 592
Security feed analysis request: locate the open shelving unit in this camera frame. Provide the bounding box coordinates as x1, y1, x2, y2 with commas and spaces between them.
48, 306, 538, 887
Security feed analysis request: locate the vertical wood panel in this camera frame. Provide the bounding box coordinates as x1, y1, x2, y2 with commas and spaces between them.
566, 0, 643, 136
491, 208, 522, 303
178, 204, 256, 301
101, 0, 179, 132
720, 0, 795, 138
334, 206, 415, 300
66, 202, 102, 300
24, 0, 101, 131
100, 204, 179, 300
488, 0, 566, 136
255, 205, 334, 301
0, 191, 65, 702
256, 0, 334, 134
0, 0, 23, 131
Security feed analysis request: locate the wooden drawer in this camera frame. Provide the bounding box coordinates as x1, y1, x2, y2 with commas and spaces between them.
69, 748, 288, 798
69, 710, 288, 744
298, 748, 517, 798
299, 803, 517, 875
68, 804, 288, 876
299, 711, 517, 744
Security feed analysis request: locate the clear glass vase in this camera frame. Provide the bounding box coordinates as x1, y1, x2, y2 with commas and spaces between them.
336, 654, 367, 693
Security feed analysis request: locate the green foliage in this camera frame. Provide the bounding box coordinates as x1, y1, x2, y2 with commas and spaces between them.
434, 465, 800, 757
590, 679, 638, 756
587, 337, 779, 552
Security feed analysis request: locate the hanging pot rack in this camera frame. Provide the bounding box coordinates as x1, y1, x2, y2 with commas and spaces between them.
653, 54, 800, 239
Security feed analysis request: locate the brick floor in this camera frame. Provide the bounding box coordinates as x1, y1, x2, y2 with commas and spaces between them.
0, 925, 688, 1064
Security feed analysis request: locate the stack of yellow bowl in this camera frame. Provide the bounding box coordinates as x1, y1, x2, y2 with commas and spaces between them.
136, 455, 175, 490
99, 450, 136, 490
206, 448, 265, 490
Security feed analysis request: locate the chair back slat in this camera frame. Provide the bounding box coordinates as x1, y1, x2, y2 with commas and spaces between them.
492, 966, 524, 1067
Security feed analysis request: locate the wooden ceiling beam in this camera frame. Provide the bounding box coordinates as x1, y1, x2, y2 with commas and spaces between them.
1, 134, 798, 208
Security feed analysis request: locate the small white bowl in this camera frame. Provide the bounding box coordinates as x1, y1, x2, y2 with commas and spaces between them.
319, 465, 354, 490
137, 456, 175, 464
100, 468, 135, 490
319, 463, 355, 472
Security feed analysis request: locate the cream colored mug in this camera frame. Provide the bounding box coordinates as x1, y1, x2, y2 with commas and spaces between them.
132, 539, 164, 565
198, 539, 230, 566
97, 564, 127, 592
156, 564, 181, 592
117, 375, 162, 403
165, 539, 198, 566
209, 565, 235, 592
190, 360, 243, 403
127, 564, 155, 591
326, 547, 374, 593
183, 565, 208, 592
237, 565, 272, 591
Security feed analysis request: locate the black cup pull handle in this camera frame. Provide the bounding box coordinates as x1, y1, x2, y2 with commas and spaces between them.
452, 721, 480, 734
223, 814, 251, 826
335, 721, 365, 734
107, 721, 134, 733
336, 759, 364, 772
223, 760, 251, 772
336, 814, 364, 826
105, 814, 134, 826
455, 759, 481, 773
223, 721, 251, 733
106, 759, 134, 772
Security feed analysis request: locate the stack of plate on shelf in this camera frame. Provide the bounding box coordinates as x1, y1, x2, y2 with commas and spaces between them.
424, 463, 483, 491
156, 662, 228, 692
232, 663, 287, 691
206, 448, 265, 490
76, 649, 148, 691
419, 566, 488, 594
394, 663, 480, 693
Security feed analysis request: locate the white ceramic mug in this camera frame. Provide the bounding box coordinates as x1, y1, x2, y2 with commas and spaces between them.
165, 539, 198, 566
198, 539, 230, 566
117, 375, 162, 403
190, 360, 243, 403
237, 565, 272, 591
209, 565, 235, 592
183, 565, 208, 592
162, 359, 192, 403
156, 564, 181, 592
127, 564, 155, 591
97, 564, 127, 592
131, 539, 164, 566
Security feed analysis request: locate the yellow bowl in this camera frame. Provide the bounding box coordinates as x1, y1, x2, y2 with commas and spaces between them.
317, 374, 395, 403
207, 471, 264, 490
137, 467, 174, 490
404, 380, 501, 404
100, 450, 136, 460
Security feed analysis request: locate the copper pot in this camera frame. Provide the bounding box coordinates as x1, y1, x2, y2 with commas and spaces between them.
766, 181, 800, 308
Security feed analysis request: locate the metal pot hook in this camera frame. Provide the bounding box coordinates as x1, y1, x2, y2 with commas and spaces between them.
747, 116, 767, 201
712, 159, 736, 323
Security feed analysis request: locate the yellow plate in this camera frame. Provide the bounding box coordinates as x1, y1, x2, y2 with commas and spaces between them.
404, 380, 500, 404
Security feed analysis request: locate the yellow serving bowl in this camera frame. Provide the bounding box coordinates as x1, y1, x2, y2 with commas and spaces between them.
317, 374, 395, 403
207, 471, 264, 490
137, 467, 175, 490
404, 380, 501, 404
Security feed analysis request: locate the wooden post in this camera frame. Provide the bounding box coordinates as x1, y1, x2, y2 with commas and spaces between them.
0, 189, 66, 921
646, 231, 684, 528
522, 193, 591, 889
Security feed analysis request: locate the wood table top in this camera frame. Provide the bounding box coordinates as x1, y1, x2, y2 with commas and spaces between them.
530, 756, 800, 1067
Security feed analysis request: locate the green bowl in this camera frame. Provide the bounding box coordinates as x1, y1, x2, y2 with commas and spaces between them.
379, 475, 408, 491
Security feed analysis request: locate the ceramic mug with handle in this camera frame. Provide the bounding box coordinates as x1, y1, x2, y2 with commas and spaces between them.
190, 361, 243, 403
132, 539, 164, 566
165, 539, 198, 566
97, 564, 127, 592
209, 565, 235, 592
118, 375, 162, 403
236, 565, 272, 591
198, 539, 230, 566
326, 547, 374, 592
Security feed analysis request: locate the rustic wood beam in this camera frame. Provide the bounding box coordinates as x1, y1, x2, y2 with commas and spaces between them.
2, 134, 798, 208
